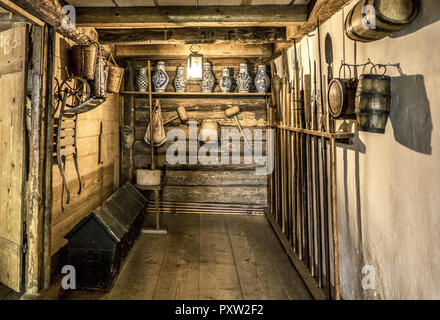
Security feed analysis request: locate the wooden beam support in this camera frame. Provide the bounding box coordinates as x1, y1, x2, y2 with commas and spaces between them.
76, 5, 308, 28
98, 27, 288, 45
26, 24, 44, 295
0, 0, 44, 25
291, 0, 352, 39
270, 42, 294, 62
116, 43, 273, 59
4, 0, 59, 25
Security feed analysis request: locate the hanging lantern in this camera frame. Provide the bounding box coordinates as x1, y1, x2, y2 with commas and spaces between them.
187, 45, 203, 80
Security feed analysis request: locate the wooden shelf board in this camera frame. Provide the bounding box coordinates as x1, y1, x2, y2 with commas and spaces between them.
120, 91, 270, 97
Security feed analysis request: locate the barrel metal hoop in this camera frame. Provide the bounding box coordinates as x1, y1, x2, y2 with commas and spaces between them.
355, 109, 390, 115
358, 126, 386, 134
356, 91, 391, 98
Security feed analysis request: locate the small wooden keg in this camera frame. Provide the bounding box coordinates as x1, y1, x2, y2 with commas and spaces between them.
345, 0, 420, 42
328, 78, 358, 119
355, 74, 391, 133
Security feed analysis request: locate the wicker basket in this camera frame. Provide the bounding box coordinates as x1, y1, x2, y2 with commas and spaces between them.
107, 55, 124, 93
71, 43, 98, 80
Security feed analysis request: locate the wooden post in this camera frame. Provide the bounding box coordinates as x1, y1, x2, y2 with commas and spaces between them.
26, 25, 44, 294
43, 25, 55, 289
122, 62, 135, 183
147, 60, 155, 170
330, 137, 341, 300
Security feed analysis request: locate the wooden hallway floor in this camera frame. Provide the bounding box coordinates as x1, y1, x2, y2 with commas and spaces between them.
62, 214, 312, 300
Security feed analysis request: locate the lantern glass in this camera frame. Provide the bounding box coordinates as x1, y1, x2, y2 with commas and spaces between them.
187, 53, 203, 80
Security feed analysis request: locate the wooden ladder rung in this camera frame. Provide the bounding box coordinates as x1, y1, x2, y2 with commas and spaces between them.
59, 137, 75, 147
60, 146, 75, 157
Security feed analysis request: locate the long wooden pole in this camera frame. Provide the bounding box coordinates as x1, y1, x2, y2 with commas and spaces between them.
43, 25, 55, 290
330, 137, 341, 300
27, 24, 44, 294
147, 60, 155, 170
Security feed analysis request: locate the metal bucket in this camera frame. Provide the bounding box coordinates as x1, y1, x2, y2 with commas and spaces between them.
355, 74, 391, 133
121, 126, 135, 149
345, 0, 420, 42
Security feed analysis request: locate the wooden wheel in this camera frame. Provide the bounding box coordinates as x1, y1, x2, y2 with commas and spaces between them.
57, 76, 91, 108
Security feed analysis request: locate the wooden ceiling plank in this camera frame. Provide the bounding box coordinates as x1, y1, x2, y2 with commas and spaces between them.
76, 5, 308, 28
98, 27, 289, 44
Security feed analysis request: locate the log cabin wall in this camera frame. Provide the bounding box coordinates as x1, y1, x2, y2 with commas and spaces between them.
50, 33, 121, 258
127, 59, 268, 207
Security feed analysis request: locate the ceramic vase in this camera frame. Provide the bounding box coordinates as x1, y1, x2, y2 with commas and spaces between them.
174, 65, 187, 92
220, 68, 232, 93
152, 61, 169, 92
137, 67, 149, 92
254, 65, 271, 93
200, 62, 216, 93
236, 63, 252, 93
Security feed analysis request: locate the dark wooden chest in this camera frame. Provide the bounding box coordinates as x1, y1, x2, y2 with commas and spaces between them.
64, 182, 148, 290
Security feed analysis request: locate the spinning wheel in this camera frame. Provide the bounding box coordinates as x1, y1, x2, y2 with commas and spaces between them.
58, 76, 91, 108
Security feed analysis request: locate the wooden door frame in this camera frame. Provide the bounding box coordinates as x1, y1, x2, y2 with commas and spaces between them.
0, 1, 51, 295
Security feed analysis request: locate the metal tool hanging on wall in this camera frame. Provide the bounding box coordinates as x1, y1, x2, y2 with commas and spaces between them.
54, 75, 107, 211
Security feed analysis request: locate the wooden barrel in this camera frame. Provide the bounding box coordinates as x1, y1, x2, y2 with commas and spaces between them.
345, 0, 420, 42
355, 74, 391, 133
328, 78, 358, 119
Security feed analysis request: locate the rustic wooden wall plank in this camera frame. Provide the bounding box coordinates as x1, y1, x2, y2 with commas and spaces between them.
0, 24, 27, 292
50, 33, 122, 258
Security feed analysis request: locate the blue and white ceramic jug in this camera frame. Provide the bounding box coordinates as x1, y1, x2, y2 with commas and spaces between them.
220, 68, 232, 93
236, 63, 251, 93
137, 67, 148, 92
254, 65, 270, 93
152, 61, 169, 92
174, 65, 187, 92
200, 62, 215, 93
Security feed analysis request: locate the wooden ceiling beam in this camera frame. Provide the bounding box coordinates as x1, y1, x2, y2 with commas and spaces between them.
115, 43, 273, 59
76, 5, 308, 28
288, 0, 352, 40
98, 27, 289, 45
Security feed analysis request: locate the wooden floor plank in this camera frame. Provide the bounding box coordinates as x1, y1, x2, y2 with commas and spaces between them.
153, 214, 200, 300
225, 215, 289, 300
252, 217, 312, 300
0, 283, 12, 300
60, 213, 311, 301
199, 215, 243, 300
106, 234, 168, 300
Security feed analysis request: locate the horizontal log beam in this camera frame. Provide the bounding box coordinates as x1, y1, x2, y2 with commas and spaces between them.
98, 27, 289, 45
5, 0, 60, 25
76, 5, 308, 28
116, 43, 273, 59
